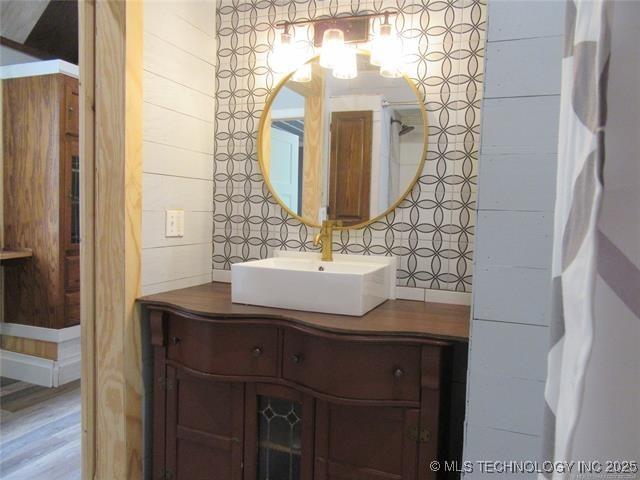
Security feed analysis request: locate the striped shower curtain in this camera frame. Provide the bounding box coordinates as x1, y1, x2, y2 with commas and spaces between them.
542, 0, 612, 473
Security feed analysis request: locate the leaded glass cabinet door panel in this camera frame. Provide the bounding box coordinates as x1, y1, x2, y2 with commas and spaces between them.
244, 384, 314, 480
62, 137, 80, 252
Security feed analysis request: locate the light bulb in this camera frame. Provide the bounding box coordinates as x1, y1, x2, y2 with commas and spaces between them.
272, 29, 295, 73
319, 28, 345, 69
370, 16, 403, 73
292, 62, 312, 82
332, 46, 357, 80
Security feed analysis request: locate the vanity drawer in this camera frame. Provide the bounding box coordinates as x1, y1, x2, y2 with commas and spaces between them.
167, 316, 279, 377
282, 330, 421, 402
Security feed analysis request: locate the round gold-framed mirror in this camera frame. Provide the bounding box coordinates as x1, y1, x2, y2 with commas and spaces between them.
258, 50, 428, 229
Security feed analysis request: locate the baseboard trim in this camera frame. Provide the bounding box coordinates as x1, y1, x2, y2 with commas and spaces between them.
0, 322, 80, 342
57, 352, 82, 386
0, 350, 55, 387
0, 326, 82, 387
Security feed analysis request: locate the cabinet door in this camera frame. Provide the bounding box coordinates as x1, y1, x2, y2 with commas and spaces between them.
61, 137, 80, 326
62, 137, 80, 252
314, 401, 419, 480
328, 110, 372, 226
244, 384, 314, 480
165, 367, 244, 480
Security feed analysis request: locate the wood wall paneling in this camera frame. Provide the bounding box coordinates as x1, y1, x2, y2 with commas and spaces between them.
141, 273, 215, 296
464, 0, 565, 461
470, 319, 549, 384
487, 0, 565, 41
142, 243, 213, 288
142, 174, 213, 213
143, 102, 214, 155
474, 211, 553, 268
480, 96, 560, 155
467, 371, 545, 436
143, 4, 215, 65
143, 141, 213, 180
484, 36, 563, 98
159, 1, 216, 38
477, 153, 557, 212
143, 32, 215, 96
143, 70, 215, 123
81, 0, 144, 478
473, 265, 551, 326
464, 424, 543, 464
141, 0, 216, 296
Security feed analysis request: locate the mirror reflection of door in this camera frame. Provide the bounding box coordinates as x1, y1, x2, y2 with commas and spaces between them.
270, 127, 301, 214
328, 110, 372, 226
260, 53, 427, 228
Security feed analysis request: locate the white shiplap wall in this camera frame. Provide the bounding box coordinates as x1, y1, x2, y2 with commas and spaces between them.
463, 0, 565, 473
141, 1, 216, 295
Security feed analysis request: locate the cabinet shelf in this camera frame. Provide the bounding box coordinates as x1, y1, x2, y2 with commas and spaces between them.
0, 248, 33, 265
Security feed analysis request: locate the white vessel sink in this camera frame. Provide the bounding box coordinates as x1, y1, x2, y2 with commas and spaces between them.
231, 251, 396, 316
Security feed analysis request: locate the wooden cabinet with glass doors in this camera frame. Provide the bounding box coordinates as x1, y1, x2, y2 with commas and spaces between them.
3, 72, 81, 328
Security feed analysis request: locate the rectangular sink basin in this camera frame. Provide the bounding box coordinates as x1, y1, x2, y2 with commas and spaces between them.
231, 251, 396, 316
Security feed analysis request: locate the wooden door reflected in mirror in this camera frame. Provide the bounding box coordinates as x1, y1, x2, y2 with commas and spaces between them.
259, 52, 428, 229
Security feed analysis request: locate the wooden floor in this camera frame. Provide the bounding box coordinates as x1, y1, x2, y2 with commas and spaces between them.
0, 377, 81, 479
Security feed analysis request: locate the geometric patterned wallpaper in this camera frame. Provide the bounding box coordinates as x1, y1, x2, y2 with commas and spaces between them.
213, 0, 486, 293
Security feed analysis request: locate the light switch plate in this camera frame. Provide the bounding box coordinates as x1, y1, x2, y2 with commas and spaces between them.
165, 209, 184, 237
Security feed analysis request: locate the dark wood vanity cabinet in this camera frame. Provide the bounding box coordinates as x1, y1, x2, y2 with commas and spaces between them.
162, 369, 244, 479
146, 304, 466, 480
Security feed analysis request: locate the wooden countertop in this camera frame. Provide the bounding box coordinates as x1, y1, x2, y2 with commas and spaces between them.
0, 248, 33, 264
138, 282, 470, 342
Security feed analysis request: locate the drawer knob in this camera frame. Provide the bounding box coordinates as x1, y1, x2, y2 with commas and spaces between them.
252, 346, 263, 358
292, 353, 304, 365
170, 336, 181, 345
393, 367, 405, 379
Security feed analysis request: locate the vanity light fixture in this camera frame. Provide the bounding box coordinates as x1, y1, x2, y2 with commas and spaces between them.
271, 24, 296, 73
272, 12, 403, 79
371, 13, 404, 77
319, 28, 345, 69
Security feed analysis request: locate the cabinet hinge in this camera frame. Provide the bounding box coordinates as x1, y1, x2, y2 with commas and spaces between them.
160, 468, 174, 479
407, 426, 431, 443
157, 376, 174, 391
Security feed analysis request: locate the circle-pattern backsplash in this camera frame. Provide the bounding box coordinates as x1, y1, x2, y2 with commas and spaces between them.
213, 0, 486, 293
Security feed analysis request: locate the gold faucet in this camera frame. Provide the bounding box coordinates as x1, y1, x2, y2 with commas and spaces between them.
314, 220, 342, 261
